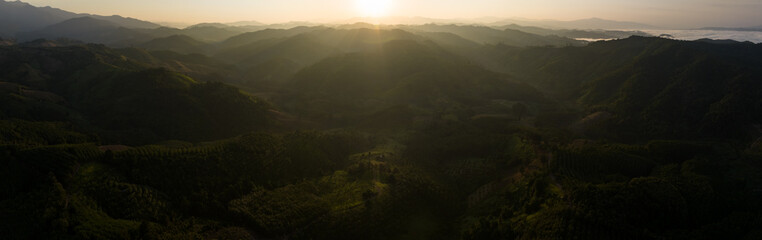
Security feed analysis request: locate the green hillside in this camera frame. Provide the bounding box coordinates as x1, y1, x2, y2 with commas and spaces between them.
280, 40, 544, 126
495, 36, 762, 140
0, 44, 271, 144
138, 35, 210, 54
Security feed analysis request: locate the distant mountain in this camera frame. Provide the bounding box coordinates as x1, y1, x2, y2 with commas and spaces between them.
89, 15, 159, 29
131, 26, 184, 39
337, 16, 501, 25
561, 18, 655, 29
491, 17, 655, 30
17, 17, 154, 46
139, 35, 210, 54
211, 26, 589, 90
128, 25, 256, 44
341, 16, 454, 25
502, 24, 651, 39
214, 32, 340, 86
236, 34, 340, 66
228, 20, 264, 26
310, 28, 423, 52
0, 0, 78, 36
400, 24, 583, 46
187, 23, 231, 29
182, 24, 254, 42
216, 28, 425, 75
17, 16, 249, 46
219, 26, 324, 49
262, 21, 322, 29
336, 22, 381, 29
18, 16, 119, 40
0, 0, 159, 37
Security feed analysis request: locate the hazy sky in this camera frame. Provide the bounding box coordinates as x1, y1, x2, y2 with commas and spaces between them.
20, 0, 762, 28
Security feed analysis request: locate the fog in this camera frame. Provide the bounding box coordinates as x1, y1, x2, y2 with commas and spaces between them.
643, 29, 762, 43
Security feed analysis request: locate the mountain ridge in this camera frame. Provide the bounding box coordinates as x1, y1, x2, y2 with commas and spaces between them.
0, 0, 159, 37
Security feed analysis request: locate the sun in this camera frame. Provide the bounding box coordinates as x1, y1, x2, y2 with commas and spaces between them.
355, 0, 392, 18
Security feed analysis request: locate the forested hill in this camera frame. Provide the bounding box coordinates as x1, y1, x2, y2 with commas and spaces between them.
0, 44, 271, 144
279, 40, 545, 126
1, 21, 762, 239
493, 37, 762, 141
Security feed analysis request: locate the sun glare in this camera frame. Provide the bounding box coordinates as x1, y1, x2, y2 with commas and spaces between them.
355, 0, 392, 18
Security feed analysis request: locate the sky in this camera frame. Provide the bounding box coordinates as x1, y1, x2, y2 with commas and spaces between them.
19, 0, 762, 28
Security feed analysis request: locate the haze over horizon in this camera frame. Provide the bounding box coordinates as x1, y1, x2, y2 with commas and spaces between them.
16, 0, 762, 28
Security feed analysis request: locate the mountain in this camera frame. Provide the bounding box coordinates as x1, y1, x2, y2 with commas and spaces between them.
502, 24, 651, 39
400, 24, 584, 46
491, 17, 655, 30
309, 28, 423, 52
21, 16, 121, 36
0, 0, 78, 36
213, 31, 340, 87
0, 0, 159, 37
18, 16, 119, 40
185, 22, 266, 33
219, 26, 324, 49
17, 16, 155, 46
232, 33, 340, 67
209, 26, 587, 91
17, 38, 83, 47
695, 38, 748, 44
3, 21, 762, 240
115, 47, 244, 85
126, 25, 258, 44
336, 16, 506, 25
181, 24, 251, 42
139, 34, 210, 54
559, 17, 655, 29
340, 16, 456, 25
90, 15, 159, 29
214, 28, 427, 88
280, 40, 545, 125
228, 20, 265, 26
0, 44, 272, 144
187, 23, 231, 29
494, 36, 762, 140
16, 16, 245, 46
262, 21, 322, 29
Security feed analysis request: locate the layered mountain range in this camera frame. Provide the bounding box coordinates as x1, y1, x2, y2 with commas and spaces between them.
2, 1, 762, 239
